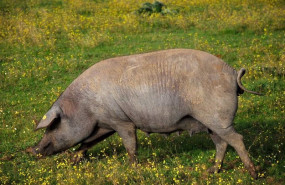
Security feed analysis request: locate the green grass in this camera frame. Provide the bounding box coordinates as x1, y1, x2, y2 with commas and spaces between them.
1, 0, 285, 184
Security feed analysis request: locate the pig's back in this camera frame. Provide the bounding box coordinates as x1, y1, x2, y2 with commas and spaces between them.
70, 49, 237, 131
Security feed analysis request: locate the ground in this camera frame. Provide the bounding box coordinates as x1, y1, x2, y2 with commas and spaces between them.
0, 0, 284, 184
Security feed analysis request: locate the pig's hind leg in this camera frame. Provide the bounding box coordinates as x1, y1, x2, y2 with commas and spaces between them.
208, 132, 228, 173
191, 96, 257, 178
215, 126, 257, 179
197, 115, 257, 178
179, 117, 228, 173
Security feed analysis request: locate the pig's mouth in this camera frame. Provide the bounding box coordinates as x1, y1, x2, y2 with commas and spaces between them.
26, 142, 55, 157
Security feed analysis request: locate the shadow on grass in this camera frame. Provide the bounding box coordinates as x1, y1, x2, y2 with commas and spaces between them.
85, 119, 284, 174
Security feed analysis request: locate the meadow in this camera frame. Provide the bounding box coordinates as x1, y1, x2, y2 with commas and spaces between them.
0, 0, 284, 184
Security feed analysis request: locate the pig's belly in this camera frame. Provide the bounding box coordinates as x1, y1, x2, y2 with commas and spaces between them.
117, 90, 190, 132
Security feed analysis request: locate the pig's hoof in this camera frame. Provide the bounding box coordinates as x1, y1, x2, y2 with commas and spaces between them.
246, 163, 257, 179
71, 155, 85, 164
248, 167, 257, 179
128, 156, 138, 166
250, 171, 257, 179
72, 151, 87, 164
207, 166, 220, 174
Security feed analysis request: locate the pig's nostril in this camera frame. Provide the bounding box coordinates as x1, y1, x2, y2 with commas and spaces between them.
43, 142, 51, 150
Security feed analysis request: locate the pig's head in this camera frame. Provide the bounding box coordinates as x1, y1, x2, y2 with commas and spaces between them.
27, 103, 87, 157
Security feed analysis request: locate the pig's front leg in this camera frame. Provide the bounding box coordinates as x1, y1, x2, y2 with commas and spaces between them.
72, 127, 115, 163
114, 122, 138, 164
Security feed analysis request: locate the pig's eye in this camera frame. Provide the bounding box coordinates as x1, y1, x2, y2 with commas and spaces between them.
48, 117, 61, 131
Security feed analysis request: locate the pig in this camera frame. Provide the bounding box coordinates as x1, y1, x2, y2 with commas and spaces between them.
27, 49, 262, 178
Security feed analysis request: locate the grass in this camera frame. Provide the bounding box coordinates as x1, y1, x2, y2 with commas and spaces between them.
0, 0, 285, 184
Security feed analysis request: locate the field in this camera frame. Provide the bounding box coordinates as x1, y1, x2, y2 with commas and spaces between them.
0, 0, 285, 184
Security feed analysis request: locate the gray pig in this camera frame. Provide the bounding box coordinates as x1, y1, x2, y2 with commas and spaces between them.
27, 49, 261, 178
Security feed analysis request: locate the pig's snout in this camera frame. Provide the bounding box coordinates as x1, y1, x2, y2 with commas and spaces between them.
26, 147, 38, 156
26, 141, 54, 157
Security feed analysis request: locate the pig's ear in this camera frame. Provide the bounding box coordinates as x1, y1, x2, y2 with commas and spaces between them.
35, 106, 61, 130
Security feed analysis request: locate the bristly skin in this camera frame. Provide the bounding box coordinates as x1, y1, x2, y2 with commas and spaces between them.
28, 49, 261, 179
